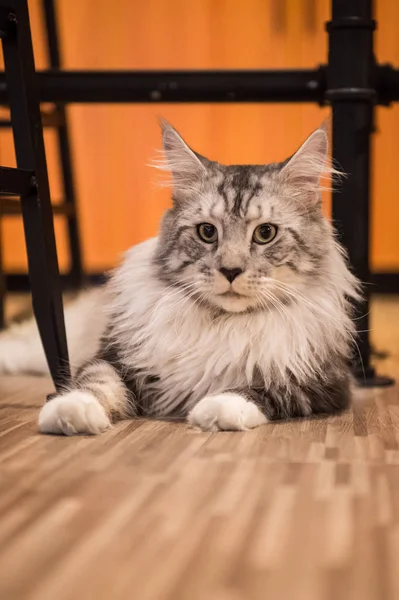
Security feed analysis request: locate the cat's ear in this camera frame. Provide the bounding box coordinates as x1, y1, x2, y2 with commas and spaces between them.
158, 120, 207, 191
279, 123, 337, 201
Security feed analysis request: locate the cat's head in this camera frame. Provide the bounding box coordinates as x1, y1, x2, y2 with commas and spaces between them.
154, 120, 342, 314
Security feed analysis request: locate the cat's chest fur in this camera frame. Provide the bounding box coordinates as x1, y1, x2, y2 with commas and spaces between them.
134, 309, 266, 413
113, 300, 262, 414
108, 239, 348, 416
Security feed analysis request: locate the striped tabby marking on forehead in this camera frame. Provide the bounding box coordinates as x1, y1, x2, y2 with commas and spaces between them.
216, 168, 265, 216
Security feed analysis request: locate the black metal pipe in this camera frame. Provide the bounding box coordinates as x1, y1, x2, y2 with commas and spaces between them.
332, 104, 374, 378
0, 65, 398, 105
0, 165, 34, 195
0, 66, 398, 105
328, 0, 381, 384
376, 64, 399, 104
0, 68, 326, 104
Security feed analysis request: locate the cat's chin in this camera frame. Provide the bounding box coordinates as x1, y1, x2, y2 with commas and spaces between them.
211, 294, 257, 313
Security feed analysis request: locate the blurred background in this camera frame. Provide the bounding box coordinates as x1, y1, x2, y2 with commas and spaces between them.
0, 0, 398, 281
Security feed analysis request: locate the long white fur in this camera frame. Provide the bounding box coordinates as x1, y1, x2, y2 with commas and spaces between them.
105, 234, 356, 416
0, 288, 106, 376
0, 232, 356, 419
0, 122, 359, 435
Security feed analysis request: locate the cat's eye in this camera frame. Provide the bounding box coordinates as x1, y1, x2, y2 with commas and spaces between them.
197, 223, 218, 244
253, 223, 278, 245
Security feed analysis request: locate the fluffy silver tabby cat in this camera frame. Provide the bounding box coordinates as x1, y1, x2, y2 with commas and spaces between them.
0, 121, 359, 435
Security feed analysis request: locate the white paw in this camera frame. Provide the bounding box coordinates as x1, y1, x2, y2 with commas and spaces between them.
187, 393, 268, 432
38, 390, 111, 436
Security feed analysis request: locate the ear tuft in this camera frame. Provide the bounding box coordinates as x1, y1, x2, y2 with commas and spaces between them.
151, 119, 206, 191
280, 123, 343, 201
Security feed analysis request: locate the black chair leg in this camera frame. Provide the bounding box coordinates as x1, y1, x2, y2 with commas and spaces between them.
0, 0, 70, 390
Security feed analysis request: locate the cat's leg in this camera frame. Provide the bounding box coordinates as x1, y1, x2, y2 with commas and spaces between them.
38, 360, 133, 436
188, 367, 351, 432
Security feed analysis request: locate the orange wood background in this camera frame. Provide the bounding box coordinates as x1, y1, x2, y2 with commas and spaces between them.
0, 0, 398, 273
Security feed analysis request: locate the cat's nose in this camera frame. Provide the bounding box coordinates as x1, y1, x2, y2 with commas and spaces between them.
219, 267, 243, 283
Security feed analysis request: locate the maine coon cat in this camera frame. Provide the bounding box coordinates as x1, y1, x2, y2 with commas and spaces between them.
0, 121, 359, 434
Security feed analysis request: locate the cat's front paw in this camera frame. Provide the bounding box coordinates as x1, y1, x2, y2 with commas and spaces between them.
187, 393, 268, 432
38, 390, 111, 436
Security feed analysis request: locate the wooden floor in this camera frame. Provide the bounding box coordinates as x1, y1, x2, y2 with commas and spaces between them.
1, 296, 399, 600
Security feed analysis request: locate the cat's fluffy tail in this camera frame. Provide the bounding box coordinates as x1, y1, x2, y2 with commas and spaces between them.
0, 288, 107, 377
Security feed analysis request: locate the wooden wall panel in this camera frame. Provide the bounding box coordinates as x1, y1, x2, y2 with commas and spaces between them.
1, 0, 397, 273
373, 1, 399, 271
0, 0, 69, 271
